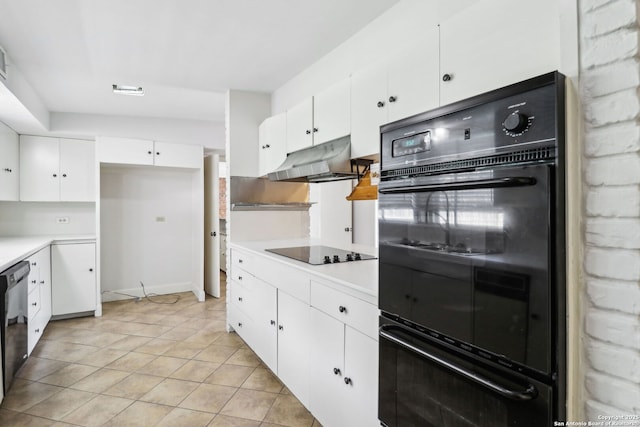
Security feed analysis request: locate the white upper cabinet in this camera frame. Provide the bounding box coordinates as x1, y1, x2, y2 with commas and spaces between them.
20, 136, 95, 202
258, 112, 287, 177
313, 78, 351, 145
97, 137, 202, 169
286, 97, 313, 153
439, 0, 560, 105
351, 26, 440, 158
286, 78, 351, 153
0, 122, 19, 201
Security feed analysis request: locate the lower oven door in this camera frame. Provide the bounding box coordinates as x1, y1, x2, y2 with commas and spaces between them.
379, 317, 552, 427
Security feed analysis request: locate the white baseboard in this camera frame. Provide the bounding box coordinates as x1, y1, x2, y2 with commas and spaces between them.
101, 281, 193, 302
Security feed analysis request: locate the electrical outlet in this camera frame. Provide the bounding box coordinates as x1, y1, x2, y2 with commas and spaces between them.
56, 217, 70, 224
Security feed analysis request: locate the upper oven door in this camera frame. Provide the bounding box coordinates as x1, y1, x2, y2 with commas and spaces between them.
378, 164, 553, 375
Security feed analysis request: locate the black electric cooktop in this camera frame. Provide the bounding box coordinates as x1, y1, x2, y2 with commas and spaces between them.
265, 245, 376, 265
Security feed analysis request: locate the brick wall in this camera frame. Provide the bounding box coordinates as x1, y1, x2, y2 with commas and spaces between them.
579, 0, 640, 417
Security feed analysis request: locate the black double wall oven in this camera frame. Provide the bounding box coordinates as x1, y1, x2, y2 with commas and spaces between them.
378, 72, 566, 426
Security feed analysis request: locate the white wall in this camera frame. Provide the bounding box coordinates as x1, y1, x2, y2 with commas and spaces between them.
579, 0, 640, 419
100, 166, 200, 298
0, 201, 95, 236
49, 112, 224, 149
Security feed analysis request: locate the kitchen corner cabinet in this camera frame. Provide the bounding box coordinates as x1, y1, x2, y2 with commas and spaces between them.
286, 78, 350, 153
26, 246, 52, 355
97, 137, 202, 169
258, 112, 287, 177
351, 27, 439, 159
438, 0, 560, 105
51, 243, 96, 316
0, 121, 19, 201
20, 136, 95, 202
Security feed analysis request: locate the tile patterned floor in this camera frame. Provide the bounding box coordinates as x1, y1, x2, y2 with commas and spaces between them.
0, 274, 320, 427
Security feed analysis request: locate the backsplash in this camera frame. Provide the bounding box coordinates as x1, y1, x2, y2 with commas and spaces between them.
0, 201, 96, 236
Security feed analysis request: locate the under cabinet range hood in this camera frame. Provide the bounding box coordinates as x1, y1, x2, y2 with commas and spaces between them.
268, 137, 357, 182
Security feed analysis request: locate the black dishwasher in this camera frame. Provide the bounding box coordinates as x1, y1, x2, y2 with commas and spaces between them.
0, 260, 30, 393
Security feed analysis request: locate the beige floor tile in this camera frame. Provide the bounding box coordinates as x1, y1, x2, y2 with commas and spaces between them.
24, 388, 95, 420
155, 407, 215, 427
153, 314, 192, 327
0, 379, 63, 412
158, 325, 199, 341
178, 383, 237, 413
15, 357, 68, 381
169, 360, 221, 382
263, 394, 314, 427
134, 338, 179, 355
68, 368, 130, 393
209, 414, 261, 427
163, 341, 209, 359
106, 335, 153, 351
105, 351, 156, 372
130, 313, 168, 325
30, 340, 100, 363
219, 389, 278, 422
102, 400, 173, 427
226, 348, 261, 367
139, 378, 199, 406
74, 347, 128, 367
241, 368, 283, 393
136, 355, 186, 377
205, 364, 255, 387
38, 364, 100, 387
40, 325, 72, 341
62, 394, 134, 427
103, 373, 164, 400
214, 333, 246, 348
0, 411, 56, 426
194, 344, 238, 363
185, 330, 224, 346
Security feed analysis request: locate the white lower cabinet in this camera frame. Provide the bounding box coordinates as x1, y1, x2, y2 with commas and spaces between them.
51, 243, 97, 316
309, 289, 378, 427
277, 290, 310, 406
26, 246, 51, 354
228, 247, 377, 425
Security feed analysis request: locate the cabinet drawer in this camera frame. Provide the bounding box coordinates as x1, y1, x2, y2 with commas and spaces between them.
231, 249, 254, 276
28, 286, 41, 320
310, 281, 378, 340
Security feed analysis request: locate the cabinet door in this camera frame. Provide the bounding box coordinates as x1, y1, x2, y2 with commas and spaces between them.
154, 141, 202, 168
37, 246, 52, 322
315, 180, 353, 245
20, 136, 60, 201
313, 78, 351, 145
286, 98, 313, 153
250, 279, 278, 372
439, 0, 560, 105
278, 291, 310, 406
51, 243, 97, 316
309, 308, 345, 427
350, 64, 388, 158
343, 326, 378, 427
258, 113, 287, 177
59, 139, 95, 202
387, 27, 440, 122
97, 137, 154, 165
0, 122, 19, 201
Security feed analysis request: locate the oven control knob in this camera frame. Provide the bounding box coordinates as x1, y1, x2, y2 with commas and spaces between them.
323, 255, 332, 264
503, 112, 529, 135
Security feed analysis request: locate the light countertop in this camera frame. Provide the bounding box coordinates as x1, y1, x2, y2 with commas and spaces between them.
0, 235, 96, 272
228, 239, 378, 304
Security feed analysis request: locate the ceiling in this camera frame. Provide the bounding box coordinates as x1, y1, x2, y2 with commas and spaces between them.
0, 0, 399, 124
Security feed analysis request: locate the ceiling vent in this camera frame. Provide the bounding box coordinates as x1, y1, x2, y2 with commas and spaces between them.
0, 46, 7, 79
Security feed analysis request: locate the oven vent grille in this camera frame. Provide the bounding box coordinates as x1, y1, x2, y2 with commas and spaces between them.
383, 146, 556, 178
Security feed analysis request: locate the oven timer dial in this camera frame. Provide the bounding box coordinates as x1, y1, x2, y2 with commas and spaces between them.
502, 112, 532, 136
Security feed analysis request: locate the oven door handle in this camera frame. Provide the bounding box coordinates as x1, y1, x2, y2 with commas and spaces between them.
379, 324, 538, 401
378, 176, 536, 194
